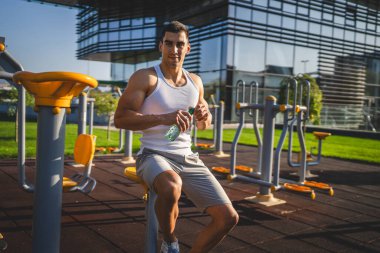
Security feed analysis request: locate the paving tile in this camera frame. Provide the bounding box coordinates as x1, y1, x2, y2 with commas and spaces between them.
1, 149, 380, 253
257, 236, 327, 253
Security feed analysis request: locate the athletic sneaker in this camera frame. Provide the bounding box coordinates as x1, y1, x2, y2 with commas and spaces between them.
160, 240, 180, 253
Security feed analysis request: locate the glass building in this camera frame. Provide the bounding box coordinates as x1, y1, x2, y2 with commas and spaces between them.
35, 0, 380, 130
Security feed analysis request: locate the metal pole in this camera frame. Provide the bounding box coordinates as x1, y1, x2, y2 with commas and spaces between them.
88, 98, 95, 135
32, 107, 66, 253
77, 92, 87, 135
259, 96, 276, 195
17, 86, 33, 192
118, 129, 124, 151
214, 101, 228, 157
145, 190, 158, 253
121, 130, 135, 163
212, 106, 218, 146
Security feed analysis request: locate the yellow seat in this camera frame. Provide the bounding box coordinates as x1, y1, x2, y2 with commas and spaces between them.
124, 167, 148, 200
12, 71, 98, 108
74, 134, 96, 165
63, 134, 96, 190
313, 131, 331, 140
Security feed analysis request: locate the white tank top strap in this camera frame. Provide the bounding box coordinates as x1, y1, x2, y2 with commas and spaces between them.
154, 65, 164, 80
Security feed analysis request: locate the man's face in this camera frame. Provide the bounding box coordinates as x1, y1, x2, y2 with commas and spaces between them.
159, 31, 190, 68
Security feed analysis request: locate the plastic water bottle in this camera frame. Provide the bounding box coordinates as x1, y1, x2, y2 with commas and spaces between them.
165, 107, 195, 141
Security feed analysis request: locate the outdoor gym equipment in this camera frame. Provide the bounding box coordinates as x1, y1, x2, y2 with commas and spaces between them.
215, 77, 333, 203
113, 87, 136, 163
0, 37, 33, 192
280, 77, 331, 171
272, 77, 333, 196
213, 80, 286, 205
64, 133, 97, 193
124, 167, 158, 253
192, 95, 228, 157
13, 70, 98, 253
212, 80, 262, 175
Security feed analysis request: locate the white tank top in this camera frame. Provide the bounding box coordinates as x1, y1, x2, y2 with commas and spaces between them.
138, 65, 199, 155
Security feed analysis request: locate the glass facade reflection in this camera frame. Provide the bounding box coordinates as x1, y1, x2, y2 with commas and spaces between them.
38, 0, 380, 130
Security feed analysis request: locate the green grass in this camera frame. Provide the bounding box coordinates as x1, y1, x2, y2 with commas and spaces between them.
1, 121, 379, 164
196, 128, 380, 164
0, 121, 142, 158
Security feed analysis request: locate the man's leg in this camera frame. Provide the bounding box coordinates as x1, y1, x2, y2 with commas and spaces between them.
153, 170, 182, 243
189, 204, 239, 253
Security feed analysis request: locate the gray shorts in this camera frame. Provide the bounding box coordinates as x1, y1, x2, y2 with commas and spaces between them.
136, 148, 232, 211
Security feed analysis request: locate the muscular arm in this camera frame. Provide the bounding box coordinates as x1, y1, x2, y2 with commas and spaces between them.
190, 73, 212, 130
114, 68, 192, 131
114, 69, 166, 130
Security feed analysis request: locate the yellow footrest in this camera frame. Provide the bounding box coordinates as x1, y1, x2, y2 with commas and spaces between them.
284, 183, 316, 200
62, 177, 78, 188
212, 165, 253, 174
196, 143, 214, 149
212, 167, 230, 174
304, 181, 334, 196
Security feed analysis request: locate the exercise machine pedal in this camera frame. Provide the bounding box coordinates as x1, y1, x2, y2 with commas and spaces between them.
304, 181, 334, 196
283, 183, 316, 200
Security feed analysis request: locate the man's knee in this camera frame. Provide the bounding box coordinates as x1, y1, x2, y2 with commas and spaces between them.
154, 171, 182, 204
208, 204, 239, 231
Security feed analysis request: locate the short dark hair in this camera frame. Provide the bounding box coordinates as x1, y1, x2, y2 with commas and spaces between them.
161, 21, 189, 41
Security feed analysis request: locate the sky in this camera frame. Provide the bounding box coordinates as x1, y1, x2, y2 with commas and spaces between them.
0, 0, 111, 80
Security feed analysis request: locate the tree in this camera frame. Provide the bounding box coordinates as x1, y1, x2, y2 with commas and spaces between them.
278, 74, 322, 125
89, 90, 119, 140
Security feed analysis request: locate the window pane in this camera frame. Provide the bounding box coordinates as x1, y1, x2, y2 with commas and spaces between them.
296, 20, 308, 32
323, 12, 333, 21
132, 18, 143, 26
109, 20, 119, 29
266, 42, 294, 69
109, 31, 118, 41
345, 30, 354, 41
268, 13, 281, 27
132, 29, 143, 39
283, 3, 296, 13
334, 15, 345, 25
356, 32, 365, 44
282, 16, 295, 29
322, 25, 332, 37
253, 10, 267, 24
121, 19, 130, 27
236, 6, 251, 21
269, 0, 281, 9
309, 23, 320, 34
310, 10, 321, 20
120, 30, 130, 40
298, 6, 308, 16
200, 37, 222, 72
333, 28, 344, 40
144, 27, 156, 38
145, 17, 155, 24
254, 0, 268, 7
294, 46, 319, 74
99, 32, 107, 42
366, 35, 375, 46
234, 37, 265, 72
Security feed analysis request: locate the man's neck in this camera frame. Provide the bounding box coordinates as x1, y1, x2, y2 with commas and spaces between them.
159, 63, 186, 87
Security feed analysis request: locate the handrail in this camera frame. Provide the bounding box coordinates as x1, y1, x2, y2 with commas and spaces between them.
0, 46, 34, 193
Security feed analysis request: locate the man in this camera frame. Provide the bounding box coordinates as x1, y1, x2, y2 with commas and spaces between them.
114, 21, 238, 253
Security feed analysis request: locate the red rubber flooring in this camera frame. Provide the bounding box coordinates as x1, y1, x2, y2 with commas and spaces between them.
1, 141, 379, 252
